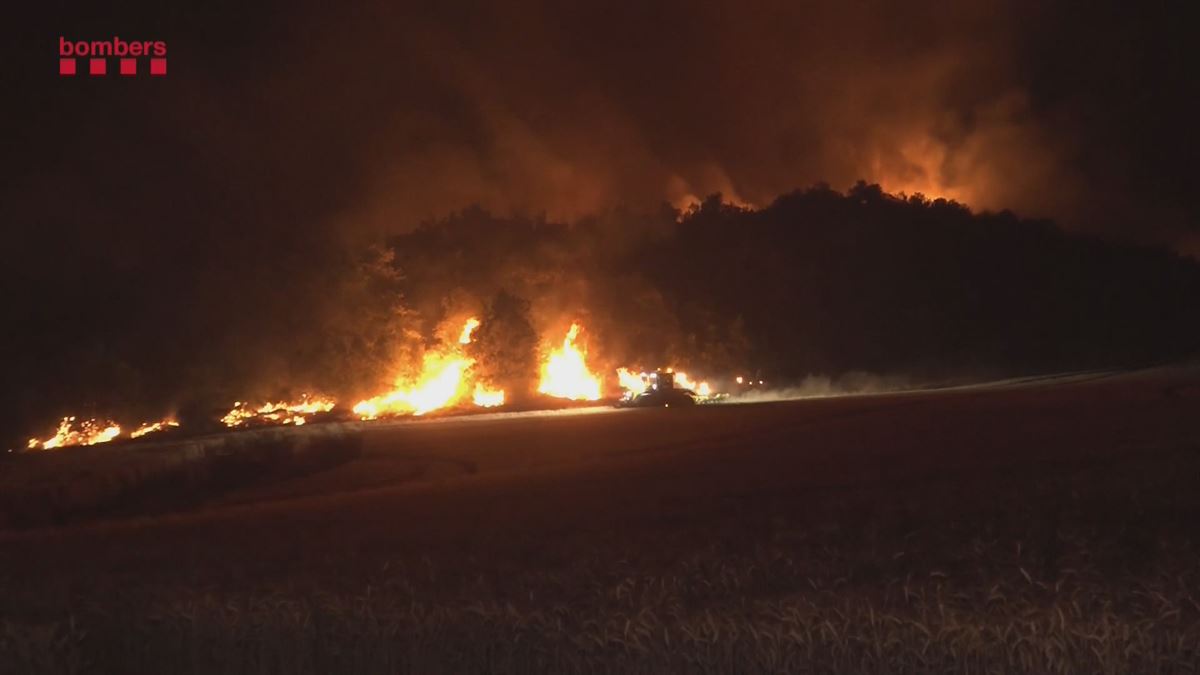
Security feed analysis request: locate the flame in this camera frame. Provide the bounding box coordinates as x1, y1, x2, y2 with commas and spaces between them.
617, 368, 715, 400
27, 416, 121, 450
472, 382, 505, 407
673, 371, 712, 397
130, 418, 180, 439
459, 317, 481, 344
617, 367, 651, 400
221, 395, 336, 428
354, 353, 473, 418
354, 317, 488, 419
538, 323, 602, 401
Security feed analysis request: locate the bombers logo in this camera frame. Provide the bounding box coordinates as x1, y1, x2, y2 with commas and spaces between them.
59, 36, 168, 76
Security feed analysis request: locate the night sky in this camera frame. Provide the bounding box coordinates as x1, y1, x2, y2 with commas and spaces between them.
10, 1, 1198, 248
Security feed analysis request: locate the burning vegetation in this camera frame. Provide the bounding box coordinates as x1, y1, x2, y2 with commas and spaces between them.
13, 186, 1200, 451
20, 311, 741, 451
352, 316, 496, 419
26, 416, 178, 450
220, 395, 336, 428
129, 419, 181, 439
26, 417, 121, 451
537, 323, 602, 402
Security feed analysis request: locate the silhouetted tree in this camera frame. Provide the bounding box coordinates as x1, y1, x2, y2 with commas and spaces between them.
470, 291, 540, 402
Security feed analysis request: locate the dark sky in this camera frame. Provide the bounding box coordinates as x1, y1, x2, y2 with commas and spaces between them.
7, 0, 1198, 258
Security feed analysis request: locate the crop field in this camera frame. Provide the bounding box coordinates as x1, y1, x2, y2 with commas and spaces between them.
2, 368, 1198, 673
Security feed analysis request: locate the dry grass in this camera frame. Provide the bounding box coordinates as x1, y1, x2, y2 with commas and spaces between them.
3, 466, 1198, 674
0, 425, 363, 528
2, 548, 1197, 674
2, 380, 1199, 673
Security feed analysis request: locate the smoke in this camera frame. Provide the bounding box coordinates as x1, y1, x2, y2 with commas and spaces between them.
231, 0, 1193, 251
5, 0, 1198, 442
7, 185, 1200, 444
721, 372, 917, 406
333, 1, 1073, 229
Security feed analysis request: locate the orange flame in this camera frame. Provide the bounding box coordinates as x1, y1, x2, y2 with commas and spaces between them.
130, 418, 180, 439
459, 317, 481, 344
673, 371, 712, 397
354, 353, 473, 418
221, 395, 336, 428
472, 382, 505, 408
617, 368, 714, 400
27, 416, 121, 450
354, 316, 503, 419
616, 367, 651, 400
538, 323, 602, 401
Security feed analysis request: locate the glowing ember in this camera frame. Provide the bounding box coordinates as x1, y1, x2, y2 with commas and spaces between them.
538, 323, 602, 401
221, 395, 336, 428
472, 382, 505, 407
130, 418, 180, 439
27, 416, 121, 450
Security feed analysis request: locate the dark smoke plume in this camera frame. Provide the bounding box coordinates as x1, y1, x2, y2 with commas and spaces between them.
5, 1, 1199, 441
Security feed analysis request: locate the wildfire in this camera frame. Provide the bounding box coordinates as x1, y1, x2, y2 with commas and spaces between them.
538, 323, 602, 401
354, 353, 473, 418
354, 316, 506, 419
22, 315, 756, 442
26, 417, 121, 450
221, 395, 336, 428
472, 382, 505, 407
130, 418, 180, 439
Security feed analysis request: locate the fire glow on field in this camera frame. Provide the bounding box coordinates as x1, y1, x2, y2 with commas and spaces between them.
353, 316, 507, 419
538, 323, 602, 401
221, 395, 336, 428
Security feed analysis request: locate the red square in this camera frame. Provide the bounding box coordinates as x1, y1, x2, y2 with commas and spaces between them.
119, 58, 137, 76
150, 58, 167, 76
59, 58, 76, 76
89, 58, 106, 75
